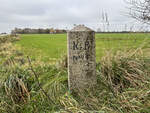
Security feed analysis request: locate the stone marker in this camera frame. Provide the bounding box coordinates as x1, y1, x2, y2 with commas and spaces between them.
67, 25, 96, 92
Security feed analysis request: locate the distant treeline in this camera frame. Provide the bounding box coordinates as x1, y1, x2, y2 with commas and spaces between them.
96, 31, 150, 33
11, 28, 150, 34
11, 28, 67, 34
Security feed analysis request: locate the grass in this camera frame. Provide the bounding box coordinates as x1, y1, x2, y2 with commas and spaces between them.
15, 34, 67, 62
15, 33, 150, 62
1, 34, 150, 112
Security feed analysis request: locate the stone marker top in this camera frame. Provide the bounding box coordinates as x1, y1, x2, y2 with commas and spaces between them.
70, 25, 94, 32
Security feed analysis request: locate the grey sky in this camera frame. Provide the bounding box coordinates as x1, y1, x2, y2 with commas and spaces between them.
0, 0, 135, 33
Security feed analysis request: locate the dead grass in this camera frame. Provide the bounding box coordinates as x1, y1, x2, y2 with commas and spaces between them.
100, 49, 149, 94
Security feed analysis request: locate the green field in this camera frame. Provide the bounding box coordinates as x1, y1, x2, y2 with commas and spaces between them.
15, 33, 150, 62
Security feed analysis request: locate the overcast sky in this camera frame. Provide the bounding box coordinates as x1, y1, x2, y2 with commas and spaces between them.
0, 0, 137, 33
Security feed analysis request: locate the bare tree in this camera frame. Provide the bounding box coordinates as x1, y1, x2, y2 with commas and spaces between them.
126, 0, 150, 24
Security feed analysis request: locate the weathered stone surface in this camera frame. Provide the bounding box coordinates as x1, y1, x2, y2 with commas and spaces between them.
67, 25, 96, 91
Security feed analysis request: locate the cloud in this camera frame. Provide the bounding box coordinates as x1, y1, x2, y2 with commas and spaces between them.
0, 0, 132, 33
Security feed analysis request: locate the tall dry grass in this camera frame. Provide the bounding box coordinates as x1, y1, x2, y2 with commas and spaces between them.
100, 49, 149, 94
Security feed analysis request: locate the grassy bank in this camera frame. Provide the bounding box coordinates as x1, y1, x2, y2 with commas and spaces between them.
1, 34, 150, 112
